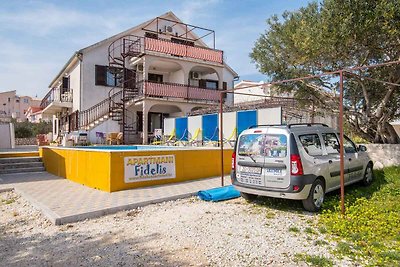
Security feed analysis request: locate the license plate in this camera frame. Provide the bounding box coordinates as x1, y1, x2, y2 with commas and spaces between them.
240, 166, 262, 174
265, 168, 282, 176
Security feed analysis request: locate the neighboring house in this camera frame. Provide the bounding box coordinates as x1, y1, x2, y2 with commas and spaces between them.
25, 106, 50, 123
233, 80, 292, 104
0, 90, 41, 122
40, 11, 238, 144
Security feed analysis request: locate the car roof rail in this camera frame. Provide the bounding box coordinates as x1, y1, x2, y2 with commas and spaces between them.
288, 123, 329, 128
248, 124, 286, 129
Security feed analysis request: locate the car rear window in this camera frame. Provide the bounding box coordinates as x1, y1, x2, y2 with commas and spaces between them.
299, 134, 323, 156
238, 134, 287, 158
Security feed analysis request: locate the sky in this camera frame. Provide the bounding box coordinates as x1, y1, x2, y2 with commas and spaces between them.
0, 0, 312, 98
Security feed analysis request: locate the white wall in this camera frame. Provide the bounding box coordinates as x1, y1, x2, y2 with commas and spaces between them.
258, 107, 282, 125
81, 42, 114, 111
69, 62, 81, 111
169, 69, 185, 84
163, 118, 175, 135
219, 111, 237, 140
223, 68, 235, 105
87, 119, 120, 143
0, 123, 14, 148
188, 115, 202, 140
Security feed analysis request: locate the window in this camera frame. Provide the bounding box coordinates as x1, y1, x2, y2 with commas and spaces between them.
23, 98, 29, 103
16, 99, 20, 103
199, 79, 218, 90
206, 80, 218, 89
299, 134, 323, 156
343, 135, 357, 153
62, 77, 70, 89
148, 73, 163, 83
322, 133, 340, 154
95, 65, 123, 87
238, 134, 287, 158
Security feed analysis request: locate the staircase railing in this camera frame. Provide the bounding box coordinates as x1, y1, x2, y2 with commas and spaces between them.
78, 90, 122, 129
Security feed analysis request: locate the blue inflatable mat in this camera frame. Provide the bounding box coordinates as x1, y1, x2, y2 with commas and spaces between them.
198, 185, 241, 202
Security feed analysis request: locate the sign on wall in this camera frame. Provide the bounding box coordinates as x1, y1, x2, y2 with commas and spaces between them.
124, 155, 176, 183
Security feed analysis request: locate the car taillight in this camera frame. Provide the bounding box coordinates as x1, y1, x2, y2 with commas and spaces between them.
290, 154, 304, 175
232, 152, 236, 170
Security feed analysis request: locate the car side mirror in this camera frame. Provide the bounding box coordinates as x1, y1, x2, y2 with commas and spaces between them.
358, 145, 367, 152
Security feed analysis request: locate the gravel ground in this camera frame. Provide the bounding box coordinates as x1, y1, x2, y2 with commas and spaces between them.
0, 191, 355, 267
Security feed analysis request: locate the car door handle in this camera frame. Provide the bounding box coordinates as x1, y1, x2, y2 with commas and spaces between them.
328, 160, 333, 164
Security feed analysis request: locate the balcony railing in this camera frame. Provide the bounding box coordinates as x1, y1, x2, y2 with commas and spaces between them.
144, 37, 223, 64
109, 35, 224, 66
40, 88, 73, 109
142, 81, 221, 102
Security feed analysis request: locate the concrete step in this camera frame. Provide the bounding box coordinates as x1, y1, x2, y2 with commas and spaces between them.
0, 166, 46, 174
0, 161, 44, 170
0, 156, 42, 164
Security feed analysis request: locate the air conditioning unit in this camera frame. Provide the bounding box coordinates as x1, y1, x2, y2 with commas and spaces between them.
164, 25, 174, 34
190, 71, 200, 80
136, 64, 144, 72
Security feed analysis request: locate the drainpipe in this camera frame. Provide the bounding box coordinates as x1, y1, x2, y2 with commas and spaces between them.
77, 52, 83, 123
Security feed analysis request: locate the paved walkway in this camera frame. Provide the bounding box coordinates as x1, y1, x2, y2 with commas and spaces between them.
0, 172, 231, 225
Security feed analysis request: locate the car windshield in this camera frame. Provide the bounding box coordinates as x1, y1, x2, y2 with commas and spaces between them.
238, 134, 287, 158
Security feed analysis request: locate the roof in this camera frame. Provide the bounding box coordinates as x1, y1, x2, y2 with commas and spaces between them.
48, 11, 238, 86
0, 90, 16, 95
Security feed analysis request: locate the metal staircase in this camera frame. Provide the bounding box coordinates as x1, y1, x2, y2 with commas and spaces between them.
77, 35, 145, 143
108, 35, 145, 144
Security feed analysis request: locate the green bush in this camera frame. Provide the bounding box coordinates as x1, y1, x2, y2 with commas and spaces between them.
13, 120, 52, 138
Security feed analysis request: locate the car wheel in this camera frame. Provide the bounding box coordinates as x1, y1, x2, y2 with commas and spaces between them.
302, 179, 325, 212
362, 163, 374, 186
240, 192, 257, 202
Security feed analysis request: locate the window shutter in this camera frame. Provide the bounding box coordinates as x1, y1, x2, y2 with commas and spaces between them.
95, 65, 107, 86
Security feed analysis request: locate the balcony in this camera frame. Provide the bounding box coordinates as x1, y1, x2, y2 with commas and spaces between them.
109, 35, 224, 66
144, 37, 223, 64
142, 81, 221, 102
40, 88, 73, 114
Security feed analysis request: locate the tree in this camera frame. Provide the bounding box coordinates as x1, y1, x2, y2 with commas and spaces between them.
251, 0, 400, 143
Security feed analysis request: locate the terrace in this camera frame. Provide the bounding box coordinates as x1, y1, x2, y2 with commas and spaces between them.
40, 87, 73, 114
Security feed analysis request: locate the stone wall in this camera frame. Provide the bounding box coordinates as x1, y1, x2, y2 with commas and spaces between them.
15, 137, 36, 146
365, 144, 400, 169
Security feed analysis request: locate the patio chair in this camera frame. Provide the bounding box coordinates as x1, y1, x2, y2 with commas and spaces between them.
223, 127, 237, 147
106, 132, 119, 145
116, 132, 123, 145
96, 132, 106, 144
203, 127, 219, 146
174, 129, 188, 146
152, 129, 176, 145
187, 128, 202, 146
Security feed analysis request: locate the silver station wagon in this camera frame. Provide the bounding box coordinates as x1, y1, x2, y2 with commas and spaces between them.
231, 123, 373, 211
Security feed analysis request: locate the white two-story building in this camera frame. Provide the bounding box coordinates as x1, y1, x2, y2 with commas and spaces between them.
40, 11, 238, 144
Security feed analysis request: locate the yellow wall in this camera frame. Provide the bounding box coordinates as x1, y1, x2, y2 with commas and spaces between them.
41, 147, 233, 192
109, 149, 232, 192
40, 147, 111, 191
